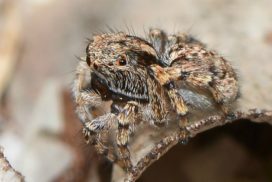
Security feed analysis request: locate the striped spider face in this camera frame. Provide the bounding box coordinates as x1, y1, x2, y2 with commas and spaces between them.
86, 32, 161, 102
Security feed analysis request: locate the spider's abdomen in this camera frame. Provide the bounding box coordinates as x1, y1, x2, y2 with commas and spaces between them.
165, 43, 239, 107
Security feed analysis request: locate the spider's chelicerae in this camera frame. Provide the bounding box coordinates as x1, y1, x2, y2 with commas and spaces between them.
73, 28, 240, 178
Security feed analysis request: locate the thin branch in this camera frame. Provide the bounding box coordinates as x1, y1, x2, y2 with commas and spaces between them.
124, 109, 272, 182
0, 147, 24, 181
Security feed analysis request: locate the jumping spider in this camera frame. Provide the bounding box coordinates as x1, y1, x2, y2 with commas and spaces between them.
73, 28, 239, 174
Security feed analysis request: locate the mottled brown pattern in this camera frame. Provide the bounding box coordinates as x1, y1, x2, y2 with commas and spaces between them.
73, 28, 242, 181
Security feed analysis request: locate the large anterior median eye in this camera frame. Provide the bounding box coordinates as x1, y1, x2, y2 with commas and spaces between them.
116, 56, 127, 66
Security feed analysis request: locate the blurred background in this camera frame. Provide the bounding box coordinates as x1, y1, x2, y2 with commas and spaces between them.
0, 0, 272, 181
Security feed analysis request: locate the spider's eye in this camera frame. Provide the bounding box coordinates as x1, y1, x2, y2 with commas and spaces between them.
119, 59, 126, 65
86, 55, 91, 66
116, 58, 127, 66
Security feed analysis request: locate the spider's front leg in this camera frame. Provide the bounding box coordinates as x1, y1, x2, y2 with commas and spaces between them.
74, 62, 118, 162
116, 101, 139, 171
82, 113, 118, 162
73, 62, 102, 121
148, 65, 190, 143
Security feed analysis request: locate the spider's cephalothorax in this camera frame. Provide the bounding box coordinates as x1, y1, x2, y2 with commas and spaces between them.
73, 29, 239, 172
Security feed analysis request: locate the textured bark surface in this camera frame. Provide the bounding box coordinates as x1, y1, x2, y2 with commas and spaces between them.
0, 147, 24, 182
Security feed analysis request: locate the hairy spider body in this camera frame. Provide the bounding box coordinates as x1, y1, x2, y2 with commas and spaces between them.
73, 29, 239, 172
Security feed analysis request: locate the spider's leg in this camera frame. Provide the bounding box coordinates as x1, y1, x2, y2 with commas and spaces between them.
166, 86, 190, 143
73, 61, 102, 119
148, 28, 167, 55
74, 85, 118, 162
73, 61, 101, 130
169, 32, 205, 46
206, 76, 239, 115
116, 101, 139, 171
148, 65, 189, 142
73, 62, 118, 162
83, 113, 118, 162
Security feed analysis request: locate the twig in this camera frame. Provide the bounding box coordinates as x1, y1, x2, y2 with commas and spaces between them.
0, 147, 24, 181
124, 109, 272, 182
